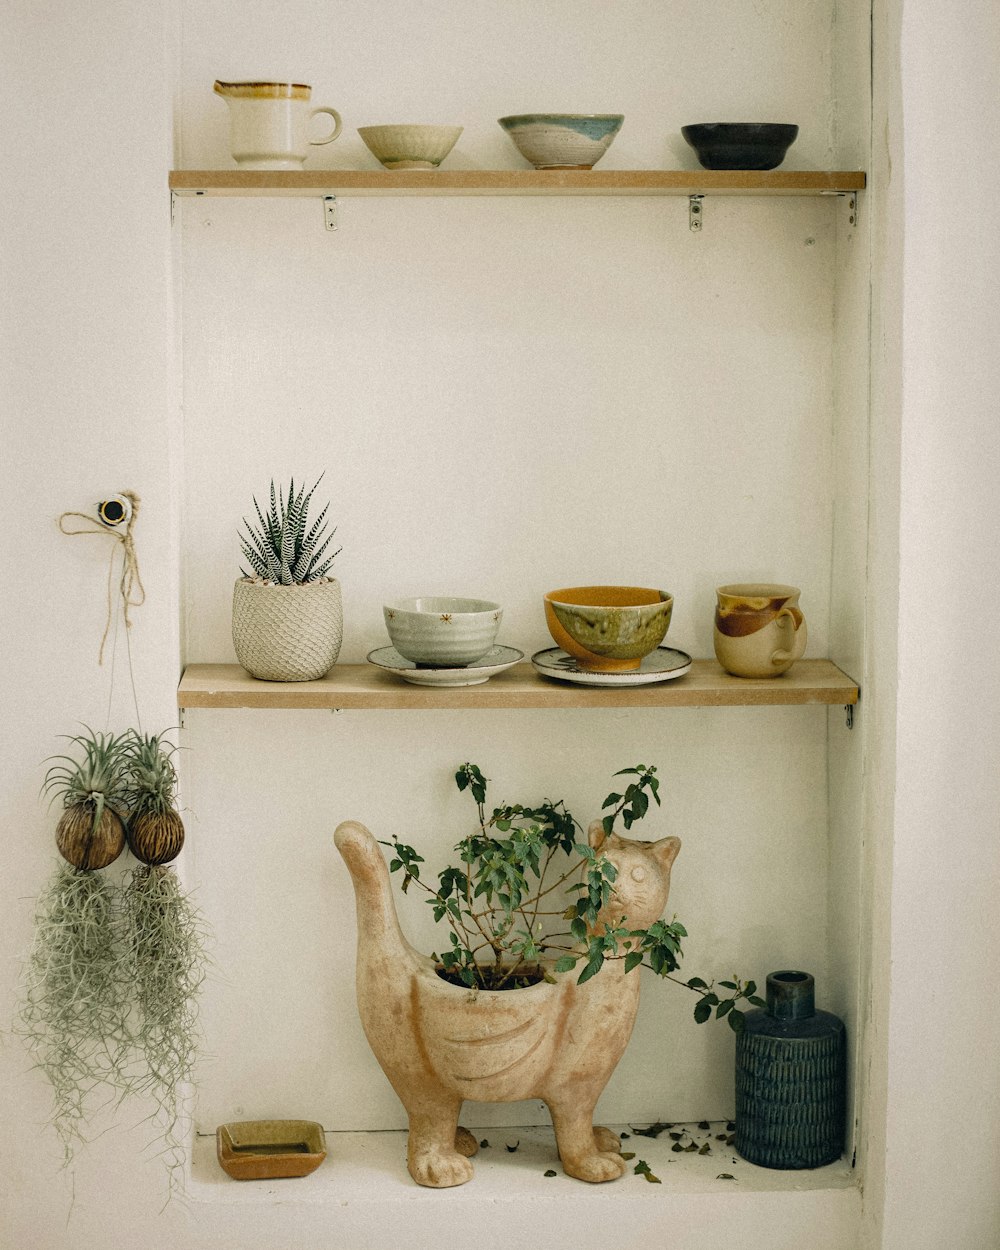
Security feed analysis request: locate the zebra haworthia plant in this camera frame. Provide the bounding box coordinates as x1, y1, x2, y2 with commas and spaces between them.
240, 475, 342, 586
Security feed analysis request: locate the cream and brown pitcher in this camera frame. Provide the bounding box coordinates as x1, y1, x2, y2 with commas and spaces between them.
713, 583, 807, 678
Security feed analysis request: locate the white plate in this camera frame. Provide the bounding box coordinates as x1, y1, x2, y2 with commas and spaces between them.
531, 646, 693, 686
368, 645, 524, 686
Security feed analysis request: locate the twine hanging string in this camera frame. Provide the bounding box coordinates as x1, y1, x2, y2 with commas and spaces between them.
58, 491, 146, 667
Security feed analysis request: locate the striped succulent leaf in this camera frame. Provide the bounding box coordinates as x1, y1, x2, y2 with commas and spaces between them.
279, 480, 305, 583
240, 475, 340, 585
291, 502, 330, 581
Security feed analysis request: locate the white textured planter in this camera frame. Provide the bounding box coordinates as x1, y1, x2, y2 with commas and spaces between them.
232, 578, 343, 681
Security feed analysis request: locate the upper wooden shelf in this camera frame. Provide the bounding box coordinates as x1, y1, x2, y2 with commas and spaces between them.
178, 660, 858, 711
169, 169, 866, 199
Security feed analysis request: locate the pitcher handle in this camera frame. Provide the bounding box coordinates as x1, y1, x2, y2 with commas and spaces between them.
310, 107, 343, 146
770, 607, 807, 666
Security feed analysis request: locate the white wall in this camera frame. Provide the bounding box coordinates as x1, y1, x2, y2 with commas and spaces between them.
0, 0, 183, 1243
865, 1, 1000, 1245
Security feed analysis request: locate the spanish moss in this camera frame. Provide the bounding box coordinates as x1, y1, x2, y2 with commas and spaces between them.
121, 863, 208, 1198
16, 863, 133, 1160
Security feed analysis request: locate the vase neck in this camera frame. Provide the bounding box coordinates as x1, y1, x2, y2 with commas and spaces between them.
766, 970, 815, 1019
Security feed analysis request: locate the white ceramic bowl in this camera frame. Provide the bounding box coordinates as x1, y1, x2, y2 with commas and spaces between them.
497, 114, 624, 169
358, 125, 463, 170
383, 597, 503, 666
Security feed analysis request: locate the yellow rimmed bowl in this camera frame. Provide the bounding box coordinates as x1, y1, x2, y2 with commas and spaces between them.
544, 585, 673, 672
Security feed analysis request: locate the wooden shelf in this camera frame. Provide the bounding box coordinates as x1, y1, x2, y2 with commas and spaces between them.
178, 660, 858, 711
169, 169, 866, 199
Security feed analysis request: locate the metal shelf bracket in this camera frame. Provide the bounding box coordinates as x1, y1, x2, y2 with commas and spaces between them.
324, 196, 338, 231
689, 194, 704, 232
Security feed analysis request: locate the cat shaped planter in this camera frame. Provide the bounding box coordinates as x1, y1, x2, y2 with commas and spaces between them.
334, 818, 680, 1187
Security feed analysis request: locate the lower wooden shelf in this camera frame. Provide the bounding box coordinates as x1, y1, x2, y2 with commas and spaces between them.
178, 660, 858, 711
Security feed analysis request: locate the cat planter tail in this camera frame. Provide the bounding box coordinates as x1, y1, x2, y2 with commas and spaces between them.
334, 818, 680, 1188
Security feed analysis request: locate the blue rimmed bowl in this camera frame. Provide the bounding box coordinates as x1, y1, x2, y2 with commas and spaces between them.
498, 114, 624, 169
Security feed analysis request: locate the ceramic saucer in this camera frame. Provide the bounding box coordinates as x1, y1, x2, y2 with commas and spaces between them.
368, 645, 524, 687
531, 646, 693, 687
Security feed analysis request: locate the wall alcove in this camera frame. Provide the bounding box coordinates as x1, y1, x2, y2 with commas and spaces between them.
170, 1, 873, 1244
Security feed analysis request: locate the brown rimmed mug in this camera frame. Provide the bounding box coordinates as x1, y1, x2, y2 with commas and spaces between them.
713, 583, 807, 678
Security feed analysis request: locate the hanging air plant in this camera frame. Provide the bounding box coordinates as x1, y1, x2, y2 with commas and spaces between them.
123, 730, 185, 865
19, 726, 208, 1192
42, 728, 130, 870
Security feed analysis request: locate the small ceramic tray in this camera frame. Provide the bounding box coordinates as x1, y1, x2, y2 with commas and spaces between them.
216, 1119, 327, 1181
368, 644, 524, 686
531, 646, 693, 686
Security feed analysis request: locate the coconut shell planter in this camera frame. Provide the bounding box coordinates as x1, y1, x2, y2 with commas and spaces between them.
21, 726, 205, 1192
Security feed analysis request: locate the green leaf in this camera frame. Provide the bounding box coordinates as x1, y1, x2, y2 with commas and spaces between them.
554, 955, 578, 973
544, 1169, 557, 1178
624, 951, 644, 974
719, 980, 738, 990
693, 999, 713, 1024
576, 949, 605, 985
728, 1010, 746, 1034
687, 976, 708, 990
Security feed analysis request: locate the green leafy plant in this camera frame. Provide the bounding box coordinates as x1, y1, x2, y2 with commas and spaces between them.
239, 475, 341, 585
382, 763, 765, 1030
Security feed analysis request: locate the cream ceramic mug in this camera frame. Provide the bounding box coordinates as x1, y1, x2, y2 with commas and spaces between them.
713, 584, 807, 678
214, 81, 343, 170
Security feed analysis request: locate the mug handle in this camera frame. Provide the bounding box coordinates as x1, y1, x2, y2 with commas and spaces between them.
309, 107, 343, 146
770, 607, 807, 665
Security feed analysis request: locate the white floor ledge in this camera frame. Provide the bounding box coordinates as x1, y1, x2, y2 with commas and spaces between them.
190, 1122, 859, 1250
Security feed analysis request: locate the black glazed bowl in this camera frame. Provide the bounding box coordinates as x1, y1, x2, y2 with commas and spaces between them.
681, 123, 799, 170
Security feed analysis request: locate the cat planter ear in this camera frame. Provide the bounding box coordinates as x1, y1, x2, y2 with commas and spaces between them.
588, 819, 612, 852
654, 835, 681, 869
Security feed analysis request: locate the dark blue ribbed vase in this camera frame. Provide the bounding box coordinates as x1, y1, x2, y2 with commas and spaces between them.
735, 970, 846, 1169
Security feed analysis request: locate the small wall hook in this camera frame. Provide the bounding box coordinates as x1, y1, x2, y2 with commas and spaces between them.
97, 494, 133, 528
